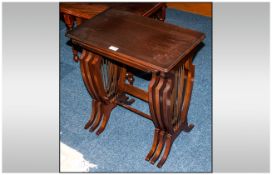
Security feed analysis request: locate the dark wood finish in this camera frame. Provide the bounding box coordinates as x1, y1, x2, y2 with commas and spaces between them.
66, 9, 204, 168
60, 3, 109, 20
79, 50, 119, 136
60, 2, 167, 62
117, 102, 152, 121
125, 72, 135, 85
146, 55, 195, 168
60, 3, 166, 20
67, 9, 204, 73
122, 84, 148, 102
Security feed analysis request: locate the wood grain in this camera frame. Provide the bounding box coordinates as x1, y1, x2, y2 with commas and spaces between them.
60, 3, 167, 62
67, 9, 205, 73
60, 3, 166, 19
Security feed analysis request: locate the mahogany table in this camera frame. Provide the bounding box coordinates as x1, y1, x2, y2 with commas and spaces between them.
60, 2, 167, 62
66, 9, 205, 168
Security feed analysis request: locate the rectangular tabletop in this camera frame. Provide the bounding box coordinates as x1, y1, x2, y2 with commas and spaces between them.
60, 3, 163, 19
66, 9, 205, 72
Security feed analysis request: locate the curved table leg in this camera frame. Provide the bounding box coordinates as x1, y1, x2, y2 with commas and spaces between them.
145, 128, 160, 161
146, 55, 195, 168
84, 100, 99, 129
150, 130, 165, 164
96, 103, 116, 135
89, 102, 103, 132
80, 50, 119, 135
179, 56, 195, 132
157, 133, 172, 168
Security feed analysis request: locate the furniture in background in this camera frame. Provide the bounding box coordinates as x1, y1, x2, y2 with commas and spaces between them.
66, 9, 204, 168
60, 3, 167, 62
167, 2, 212, 17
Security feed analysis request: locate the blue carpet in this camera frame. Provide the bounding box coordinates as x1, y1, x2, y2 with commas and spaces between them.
60, 8, 212, 172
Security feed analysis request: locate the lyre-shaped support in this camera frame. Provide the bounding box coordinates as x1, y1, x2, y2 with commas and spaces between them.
79, 49, 195, 167
146, 55, 195, 168
80, 50, 119, 135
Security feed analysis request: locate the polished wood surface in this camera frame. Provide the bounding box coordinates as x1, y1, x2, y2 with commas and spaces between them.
167, 2, 212, 17
66, 9, 204, 168
66, 9, 204, 73
60, 3, 165, 19
60, 2, 166, 62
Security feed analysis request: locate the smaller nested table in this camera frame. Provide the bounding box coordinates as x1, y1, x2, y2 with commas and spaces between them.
66, 9, 205, 168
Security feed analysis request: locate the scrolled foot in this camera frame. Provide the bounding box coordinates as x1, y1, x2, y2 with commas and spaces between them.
145, 129, 174, 168
181, 123, 194, 132
150, 131, 165, 164
145, 130, 165, 165
84, 101, 99, 129
84, 101, 116, 135
157, 134, 172, 168
89, 104, 103, 132
95, 103, 116, 136
145, 128, 160, 161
